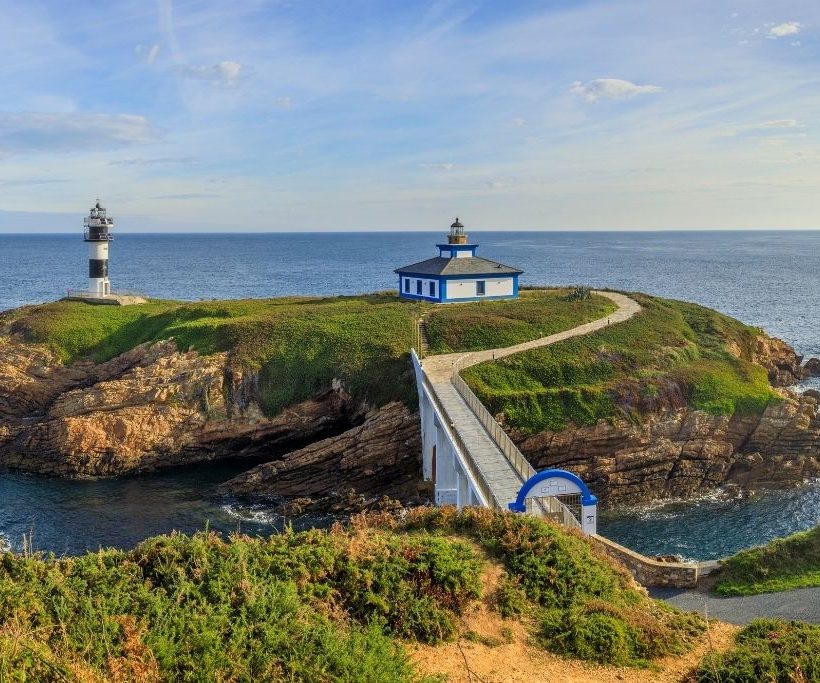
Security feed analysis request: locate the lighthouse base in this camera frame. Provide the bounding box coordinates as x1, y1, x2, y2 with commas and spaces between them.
63, 293, 148, 306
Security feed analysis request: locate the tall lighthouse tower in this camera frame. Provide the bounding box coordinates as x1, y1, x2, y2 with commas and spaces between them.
83, 199, 113, 296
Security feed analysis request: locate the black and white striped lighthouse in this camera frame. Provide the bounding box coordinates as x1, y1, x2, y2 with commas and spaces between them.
83, 199, 113, 296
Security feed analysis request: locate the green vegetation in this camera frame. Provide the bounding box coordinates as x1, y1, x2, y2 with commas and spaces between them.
0, 509, 706, 680
714, 524, 820, 596
2, 290, 615, 417
695, 619, 820, 682
462, 293, 779, 433
386, 507, 705, 668
424, 288, 616, 353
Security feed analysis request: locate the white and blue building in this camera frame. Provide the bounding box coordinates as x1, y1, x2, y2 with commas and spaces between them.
395, 218, 522, 303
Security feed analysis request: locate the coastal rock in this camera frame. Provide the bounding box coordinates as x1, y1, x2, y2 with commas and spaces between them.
749, 335, 808, 386
804, 357, 820, 376
0, 336, 369, 477
222, 401, 425, 512
515, 392, 820, 505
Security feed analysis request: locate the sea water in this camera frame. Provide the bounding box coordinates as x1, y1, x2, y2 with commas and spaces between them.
0, 230, 818, 557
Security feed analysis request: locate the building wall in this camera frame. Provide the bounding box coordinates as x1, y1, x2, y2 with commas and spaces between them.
399, 276, 440, 301
445, 277, 514, 300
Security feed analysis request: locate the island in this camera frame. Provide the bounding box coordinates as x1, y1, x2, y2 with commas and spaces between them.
0, 288, 818, 513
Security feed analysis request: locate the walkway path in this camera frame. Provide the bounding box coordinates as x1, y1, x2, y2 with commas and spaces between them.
422, 291, 641, 382
650, 585, 820, 625
419, 290, 641, 510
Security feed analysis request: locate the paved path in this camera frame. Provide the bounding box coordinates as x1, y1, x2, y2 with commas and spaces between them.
650, 585, 820, 625
419, 291, 641, 509
430, 381, 524, 507
422, 291, 641, 382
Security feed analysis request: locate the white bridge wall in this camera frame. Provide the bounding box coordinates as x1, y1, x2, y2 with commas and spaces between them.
411, 350, 488, 509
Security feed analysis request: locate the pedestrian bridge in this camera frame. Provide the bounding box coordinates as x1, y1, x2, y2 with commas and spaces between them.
412, 291, 641, 534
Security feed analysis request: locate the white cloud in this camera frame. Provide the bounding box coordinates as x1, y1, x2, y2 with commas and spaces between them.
135, 43, 161, 64
109, 157, 197, 166
0, 113, 159, 154
271, 96, 292, 110
768, 22, 801, 38
510, 117, 526, 128
419, 162, 454, 170
725, 119, 801, 136
570, 78, 662, 103
177, 61, 244, 86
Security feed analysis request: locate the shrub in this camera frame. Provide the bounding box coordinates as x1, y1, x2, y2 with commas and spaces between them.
695, 619, 820, 682
715, 524, 820, 596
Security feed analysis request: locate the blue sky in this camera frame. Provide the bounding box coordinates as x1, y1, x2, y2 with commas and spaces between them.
0, 0, 818, 232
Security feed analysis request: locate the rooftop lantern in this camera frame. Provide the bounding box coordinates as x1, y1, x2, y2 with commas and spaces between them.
448, 217, 467, 245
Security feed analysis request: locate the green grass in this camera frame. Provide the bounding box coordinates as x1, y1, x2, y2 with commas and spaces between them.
714, 524, 820, 596
2, 290, 615, 417
462, 293, 779, 433
695, 619, 820, 682
0, 509, 706, 679
424, 289, 616, 353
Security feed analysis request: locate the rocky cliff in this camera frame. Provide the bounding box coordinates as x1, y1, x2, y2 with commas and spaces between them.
513, 392, 820, 505
222, 401, 428, 513
2, 317, 819, 511
0, 335, 421, 506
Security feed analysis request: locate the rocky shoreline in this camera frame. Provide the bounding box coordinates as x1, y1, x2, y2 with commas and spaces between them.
1, 325, 819, 513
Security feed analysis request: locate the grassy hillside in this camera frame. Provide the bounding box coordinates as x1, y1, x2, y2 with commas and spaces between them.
714, 524, 820, 596
424, 288, 616, 353
2, 290, 613, 416
0, 509, 706, 681
462, 293, 779, 433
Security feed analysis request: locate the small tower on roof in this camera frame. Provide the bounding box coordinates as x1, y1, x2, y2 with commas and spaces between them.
394, 216, 523, 303
448, 217, 467, 244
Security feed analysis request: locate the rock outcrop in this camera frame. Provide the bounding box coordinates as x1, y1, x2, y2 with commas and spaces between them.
748, 335, 809, 387
515, 391, 820, 505
0, 336, 384, 477
222, 401, 427, 512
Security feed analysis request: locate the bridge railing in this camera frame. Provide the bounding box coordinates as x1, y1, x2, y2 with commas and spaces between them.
412, 350, 500, 509
449, 356, 582, 529
450, 362, 535, 482
528, 496, 582, 530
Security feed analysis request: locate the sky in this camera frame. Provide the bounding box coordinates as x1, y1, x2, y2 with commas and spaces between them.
0, 0, 818, 232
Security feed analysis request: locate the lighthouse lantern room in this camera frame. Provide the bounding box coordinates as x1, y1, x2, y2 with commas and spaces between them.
83, 199, 113, 297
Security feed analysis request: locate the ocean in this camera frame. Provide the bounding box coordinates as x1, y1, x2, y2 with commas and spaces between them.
1, 230, 819, 558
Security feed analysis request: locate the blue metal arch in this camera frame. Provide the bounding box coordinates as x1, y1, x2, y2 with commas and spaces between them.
508, 469, 597, 512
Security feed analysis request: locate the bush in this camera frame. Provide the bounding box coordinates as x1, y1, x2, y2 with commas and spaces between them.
0, 526, 480, 681
715, 524, 820, 596
695, 619, 820, 682
377, 507, 706, 667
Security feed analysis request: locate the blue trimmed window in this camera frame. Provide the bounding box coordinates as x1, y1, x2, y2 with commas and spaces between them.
429, 281, 436, 297
416, 280, 422, 295
403, 278, 410, 293
476, 280, 486, 296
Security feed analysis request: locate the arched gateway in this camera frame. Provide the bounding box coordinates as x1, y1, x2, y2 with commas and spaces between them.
509, 469, 598, 535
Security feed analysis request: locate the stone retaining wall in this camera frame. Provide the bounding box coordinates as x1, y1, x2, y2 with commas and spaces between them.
590, 534, 700, 588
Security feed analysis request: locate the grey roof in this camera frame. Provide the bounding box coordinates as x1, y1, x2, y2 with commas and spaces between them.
394, 256, 523, 276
